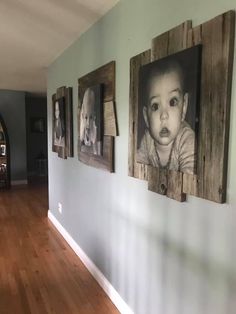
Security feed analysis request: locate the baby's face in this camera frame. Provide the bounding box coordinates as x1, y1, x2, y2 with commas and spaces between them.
55, 101, 60, 119
145, 71, 187, 146
81, 90, 96, 146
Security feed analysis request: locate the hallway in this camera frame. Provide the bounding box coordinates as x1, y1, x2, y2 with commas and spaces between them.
0, 185, 119, 314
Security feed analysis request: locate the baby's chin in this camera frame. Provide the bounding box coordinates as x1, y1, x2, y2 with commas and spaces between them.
84, 132, 91, 146
155, 137, 175, 147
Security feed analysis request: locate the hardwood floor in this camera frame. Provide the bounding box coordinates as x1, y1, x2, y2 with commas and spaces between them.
0, 184, 119, 314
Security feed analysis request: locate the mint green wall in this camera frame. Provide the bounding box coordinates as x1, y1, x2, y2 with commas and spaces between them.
47, 0, 236, 313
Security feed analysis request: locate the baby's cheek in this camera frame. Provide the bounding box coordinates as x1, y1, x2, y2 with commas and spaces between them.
149, 111, 159, 122
150, 124, 161, 139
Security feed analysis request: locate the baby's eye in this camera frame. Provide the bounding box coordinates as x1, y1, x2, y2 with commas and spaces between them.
150, 102, 159, 111
169, 97, 178, 107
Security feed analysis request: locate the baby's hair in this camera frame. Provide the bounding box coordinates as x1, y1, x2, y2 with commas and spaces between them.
80, 87, 96, 142
145, 58, 186, 100
81, 87, 95, 111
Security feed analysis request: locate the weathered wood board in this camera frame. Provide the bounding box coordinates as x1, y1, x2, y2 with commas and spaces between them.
128, 50, 151, 180
65, 87, 73, 157
78, 61, 117, 172
167, 170, 186, 202
148, 166, 168, 195
104, 101, 117, 136
77, 135, 114, 172
78, 61, 115, 103
151, 21, 192, 60
183, 11, 235, 203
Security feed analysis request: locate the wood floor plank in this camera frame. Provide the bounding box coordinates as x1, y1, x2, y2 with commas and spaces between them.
0, 185, 119, 314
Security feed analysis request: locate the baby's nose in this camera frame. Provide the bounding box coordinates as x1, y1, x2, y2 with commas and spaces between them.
86, 119, 90, 127
160, 109, 168, 120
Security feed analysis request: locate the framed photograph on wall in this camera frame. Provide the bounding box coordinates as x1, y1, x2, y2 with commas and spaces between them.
52, 86, 73, 159
31, 117, 45, 133
136, 45, 201, 175
79, 84, 103, 156
0, 144, 6, 156
53, 97, 66, 148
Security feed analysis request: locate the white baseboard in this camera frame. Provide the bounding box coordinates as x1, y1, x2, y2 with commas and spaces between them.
48, 211, 133, 314
11, 179, 28, 185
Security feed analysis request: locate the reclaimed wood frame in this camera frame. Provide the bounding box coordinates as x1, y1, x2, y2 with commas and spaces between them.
78, 61, 117, 172
128, 11, 235, 203
52, 86, 73, 159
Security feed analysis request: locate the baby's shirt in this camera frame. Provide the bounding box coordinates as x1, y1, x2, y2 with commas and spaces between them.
137, 121, 196, 174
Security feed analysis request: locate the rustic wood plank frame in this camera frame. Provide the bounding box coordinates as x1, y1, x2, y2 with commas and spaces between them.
129, 50, 151, 180
52, 86, 73, 159
128, 11, 235, 203
78, 61, 117, 172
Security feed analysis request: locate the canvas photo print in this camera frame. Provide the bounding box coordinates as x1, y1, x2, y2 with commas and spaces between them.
31, 117, 45, 133
79, 84, 103, 156
53, 97, 66, 148
136, 45, 201, 174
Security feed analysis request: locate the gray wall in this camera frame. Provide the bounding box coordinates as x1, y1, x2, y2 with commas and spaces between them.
0, 90, 27, 181
47, 0, 236, 313
25, 95, 47, 176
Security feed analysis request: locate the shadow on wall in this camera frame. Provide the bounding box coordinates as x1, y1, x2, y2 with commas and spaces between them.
89, 193, 236, 314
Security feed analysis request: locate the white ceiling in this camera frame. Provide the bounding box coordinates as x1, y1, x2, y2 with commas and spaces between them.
0, 0, 119, 94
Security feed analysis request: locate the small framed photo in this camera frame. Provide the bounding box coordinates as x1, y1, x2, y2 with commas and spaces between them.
79, 84, 103, 156
0, 144, 6, 156
77, 61, 115, 172
52, 87, 73, 158
31, 117, 45, 133
53, 97, 66, 148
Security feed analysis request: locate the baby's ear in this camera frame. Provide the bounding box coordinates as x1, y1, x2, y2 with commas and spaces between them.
182, 93, 189, 121
143, 106, 149, 128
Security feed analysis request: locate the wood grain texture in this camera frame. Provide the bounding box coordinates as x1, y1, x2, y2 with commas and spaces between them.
148, 166, 167, 195
78, 62, 116, 172
128, 50, 151, 179
184, 11, 235, 203
0, 185, 119, 314
78, 61, 115, 103
183, 173, 198, 196
78, 133, 114, 172
104, 101, 117, 136
150, 21, 192, 201
151, 21, 192, 60
65, 87, 73, 157
167, 170, 186, 202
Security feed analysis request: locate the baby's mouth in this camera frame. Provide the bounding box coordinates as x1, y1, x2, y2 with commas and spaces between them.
159, 127, 170, 137
84, 129, 91, 145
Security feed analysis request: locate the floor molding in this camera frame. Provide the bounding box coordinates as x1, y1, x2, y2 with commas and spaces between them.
48, 210, 133, 314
